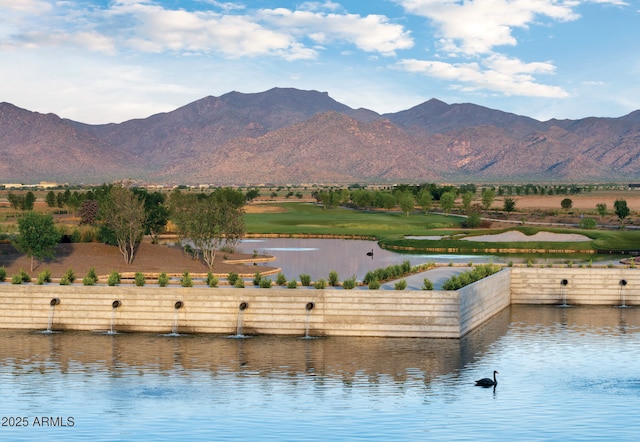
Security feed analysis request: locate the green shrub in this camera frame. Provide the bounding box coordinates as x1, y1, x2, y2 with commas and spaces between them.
394, 279, 407, 290
227, 272, 239, 286
107, 271, 121, 286
135, 272, 145, 286
85, 267, 98, 284
422, 278, 434, 290
11, 274, 22, 284
207, 272, 219, 287
276, 272, 287, 285
158, 272, 170, 287
19, 269, 31, 283
234, 278, 245, 288
342, 277, 356, 290
36, 268, 52, 285
59, 274, 71, 285
0, 267, 6, 282
287, 279, 298, 289
368, 279, 381, 290
299, 274, 311, 286
259, 278, 272, 288
180, 271, 192, 287
63, 268, 76, 283
328, 270, 339, 286
83, 275, 96, 286
253, 271, 262, 286
314, 278, 326, 289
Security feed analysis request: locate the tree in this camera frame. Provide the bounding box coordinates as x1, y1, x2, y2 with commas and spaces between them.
596, 203, 607, 219
45, 191, 56, 208
78, 199, 100, 225
416, 189, 433, 214
503, 197, 516, 213
14, 212, 61, 271
397, 192, 415, 217
481, 188, 496, 210
614, 198, 630, 229
170, 188, 245, 269
461, 191, 474, 213
561, 198, 573, 210
133, 189, 169, 243
100, 185, 147, 264
439, 191, 456, 215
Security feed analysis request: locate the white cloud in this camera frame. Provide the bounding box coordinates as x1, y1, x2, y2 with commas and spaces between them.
259, 9, 413, 56
0, 0, 51, 13
397, 0, 579, 55
395, 54, 569, 97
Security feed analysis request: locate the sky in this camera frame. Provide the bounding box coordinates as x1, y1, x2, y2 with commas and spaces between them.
1, 0, 639, 124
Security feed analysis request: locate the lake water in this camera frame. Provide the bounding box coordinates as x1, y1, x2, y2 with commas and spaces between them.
2, 305, 640, 441
238, 238, 502, 280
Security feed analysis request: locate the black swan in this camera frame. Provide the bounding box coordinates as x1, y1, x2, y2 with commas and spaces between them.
475, 370, 498, 387
366, 249, 374, 257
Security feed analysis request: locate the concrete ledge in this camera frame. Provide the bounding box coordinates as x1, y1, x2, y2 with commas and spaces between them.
1, 268, 637, 338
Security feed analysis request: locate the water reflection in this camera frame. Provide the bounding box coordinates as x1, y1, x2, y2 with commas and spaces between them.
3, 306, 640, 441
240, 238, 501, 280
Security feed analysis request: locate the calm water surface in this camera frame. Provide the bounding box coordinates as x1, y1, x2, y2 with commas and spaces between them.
2, 305, 640, 441
239, 238, 502, 280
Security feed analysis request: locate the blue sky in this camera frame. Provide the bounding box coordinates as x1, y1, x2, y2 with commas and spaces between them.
1, 0, 638, 124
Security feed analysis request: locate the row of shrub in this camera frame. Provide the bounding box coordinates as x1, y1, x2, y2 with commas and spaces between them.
441, 264, 502, 291
363, 260, 435, 289
0, 266, 423, 290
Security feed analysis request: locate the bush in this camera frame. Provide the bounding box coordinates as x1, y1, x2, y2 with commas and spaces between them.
37, 268, 52, 285
287, 279, 298, 289
83, 275, 96, 286
368, 279, 380, 290
394, 279, 407, 290
85, 267, 98, 285
107, 271, 121, 286
234, 278, 245, 288
314, 278, 326, 289
158, 272, 170, 287
441, 264, 501, 290
342, 277, 356, 290
11, 274, 22, 284
276, 272, 287, 285
206, 272, 218, 287
422, 278, 434, 290
20, 269, 31, 283
135, 272, 145, 286
259, 278, 272, 288
63, 268, 76, 284
227, 272, 239, 286
180, 271, 192, 287
0, 267, 6, 282
328, 270, 339, 286
59, 274, 71, 285
299, 274, 311, 286
252, 271, 262, 286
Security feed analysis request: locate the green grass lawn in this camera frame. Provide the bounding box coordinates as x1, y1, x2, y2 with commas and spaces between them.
244, 202, 640, 254
245, 202, 462, 239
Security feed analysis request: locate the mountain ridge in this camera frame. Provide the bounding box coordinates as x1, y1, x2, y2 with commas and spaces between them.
2, 87, 640, 184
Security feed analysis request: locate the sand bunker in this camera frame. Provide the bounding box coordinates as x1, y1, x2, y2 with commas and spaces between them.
461, 231, 591, 242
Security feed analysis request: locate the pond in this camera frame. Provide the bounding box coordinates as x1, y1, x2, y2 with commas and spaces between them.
2, 305, 639, 441
238, 238, 503, 280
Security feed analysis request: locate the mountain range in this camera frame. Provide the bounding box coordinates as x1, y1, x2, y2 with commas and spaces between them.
2, 87, 640, 185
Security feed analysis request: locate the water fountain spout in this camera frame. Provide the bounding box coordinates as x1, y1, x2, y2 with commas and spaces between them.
109, 300, 122, 334
304, 302, 315, 338
619, 279, 628, 308
236, 302, 248, 337
46, 298, 60, 332
560, 279, 570, 307
172, 301, 184, 335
